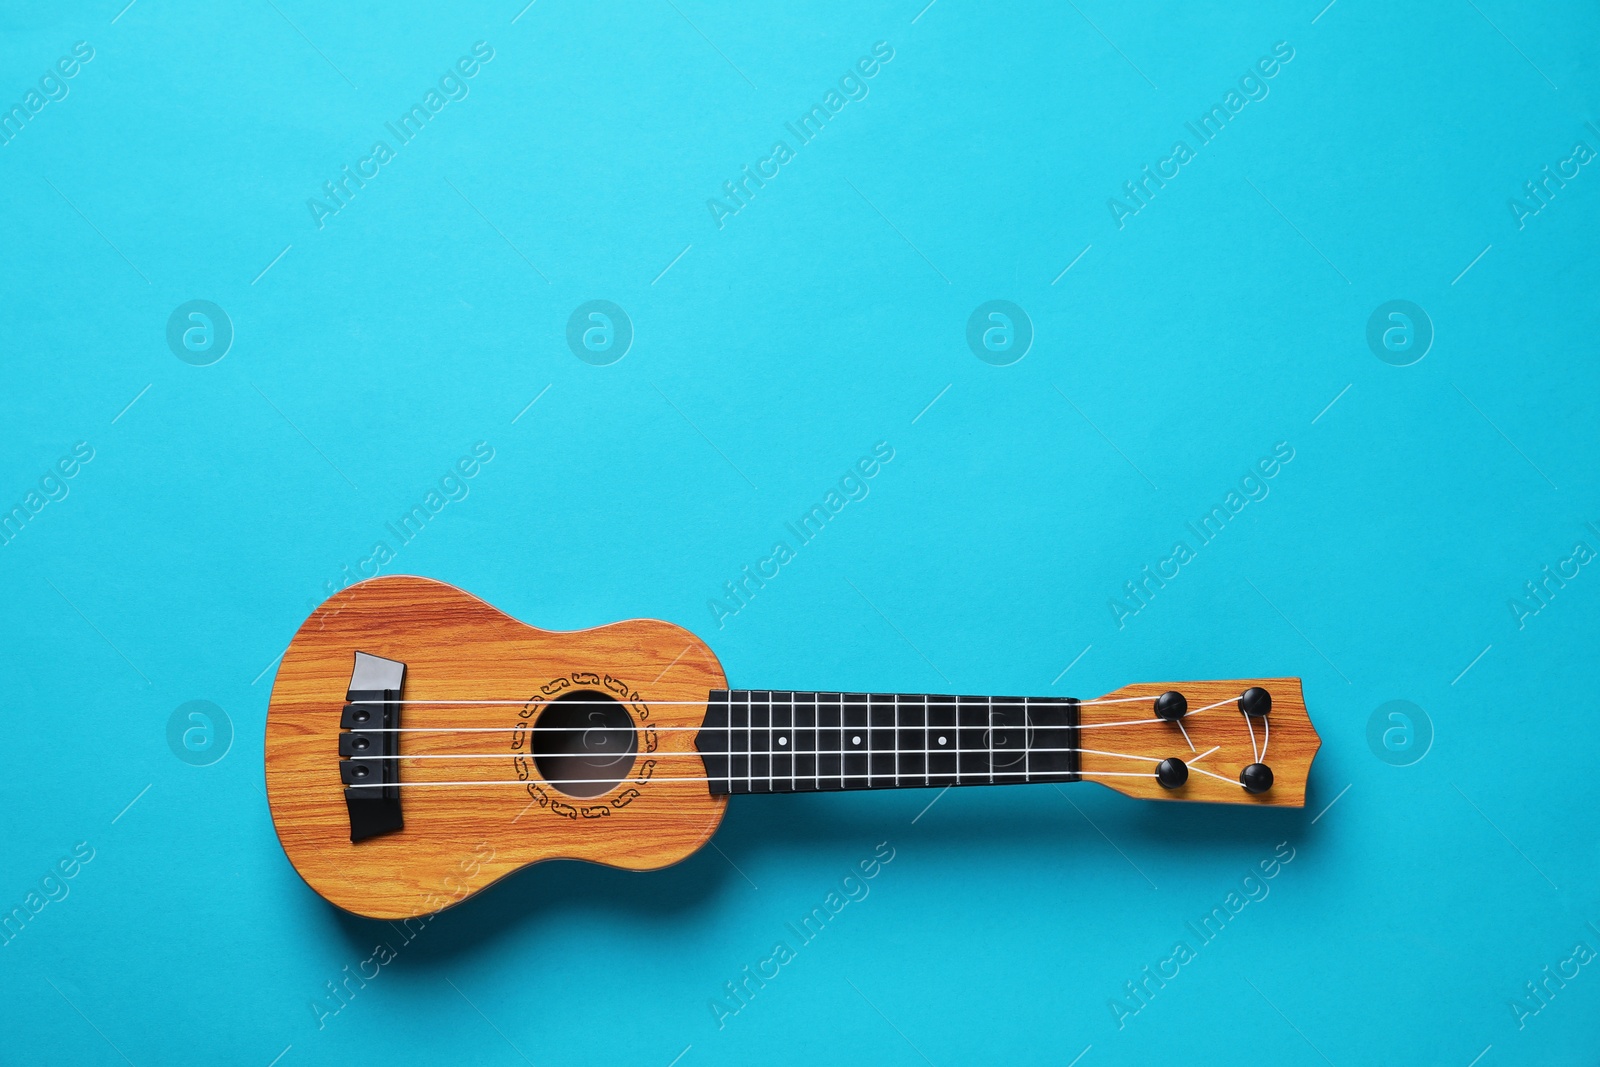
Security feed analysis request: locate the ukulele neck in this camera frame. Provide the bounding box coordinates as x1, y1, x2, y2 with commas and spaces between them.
693, 689, 1082, 794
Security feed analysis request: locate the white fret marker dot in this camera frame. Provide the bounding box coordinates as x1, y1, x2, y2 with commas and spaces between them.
938, 736, 947, 745
852, 735, 861, 745
778, 736, 788, 746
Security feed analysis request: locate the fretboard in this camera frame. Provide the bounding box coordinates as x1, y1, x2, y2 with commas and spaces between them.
694, 690, 1080, 795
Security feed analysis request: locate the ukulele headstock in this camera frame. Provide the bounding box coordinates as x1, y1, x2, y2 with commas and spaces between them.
1076, 678, 1318, 806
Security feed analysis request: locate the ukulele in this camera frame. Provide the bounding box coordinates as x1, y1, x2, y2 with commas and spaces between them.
265, 575, 1321, 920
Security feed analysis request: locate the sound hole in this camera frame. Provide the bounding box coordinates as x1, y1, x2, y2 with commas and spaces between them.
532, 690, 638, 798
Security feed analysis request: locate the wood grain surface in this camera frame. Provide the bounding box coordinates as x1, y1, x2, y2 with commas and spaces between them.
1079, 678, 1318, 806
265, 575, 728, 920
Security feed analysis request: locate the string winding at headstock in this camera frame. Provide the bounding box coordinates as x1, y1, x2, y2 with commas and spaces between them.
1077, 678, 1318, 806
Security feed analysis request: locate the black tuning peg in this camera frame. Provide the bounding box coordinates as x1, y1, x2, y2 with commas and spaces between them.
1154, 691, 1187, 721
1156, 758, 1188, 788
1238, 687, 1271, 717
1239, 763, 1274, 794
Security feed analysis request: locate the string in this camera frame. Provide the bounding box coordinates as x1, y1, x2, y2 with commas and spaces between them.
340, 692, 1264, 789
347, 768, 1211, 788
350, 771, 1248, 790
350, 745, 1171, 762
351, 742, 1235, 787
1175, 718, 1196, 753
356, 693, 1172, 707
1244, 711, 1259, 763
348, 700, 1242, 735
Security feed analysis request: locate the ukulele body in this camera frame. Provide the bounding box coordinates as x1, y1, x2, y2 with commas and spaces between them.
265, 575, 728, 920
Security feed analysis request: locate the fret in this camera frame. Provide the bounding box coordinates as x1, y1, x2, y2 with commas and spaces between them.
818, 693, 843, 789
897, 693, 928, 787
771, 690, 794, 791
868, 693, 896, 788
956, 697, 985, 783
927, 694, 958, 785
892, 694, 900, 788
990, 696, 1027, 781
793, 691, 817, 792
979, 694, 992, 783
729, 690, 750, 794
699, 691, 732, 794
698, 690, 1082, 796
814, 692, 823, 791
750, 691, 771, 794
1031, 697, 1079, 781
843, 693, 869, 789
1023, 697, 1032, 782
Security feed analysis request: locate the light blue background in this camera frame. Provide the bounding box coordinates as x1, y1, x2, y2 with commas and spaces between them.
3, 1, 1598, 1064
